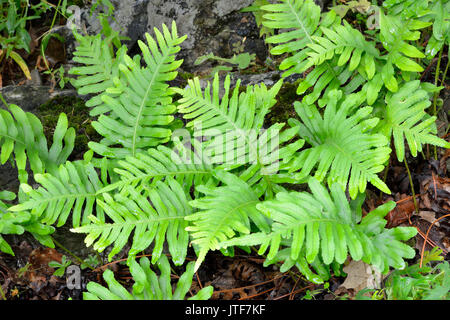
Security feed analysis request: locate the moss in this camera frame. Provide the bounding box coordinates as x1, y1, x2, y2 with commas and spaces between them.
264, 79, 302, 128
36, 95, 101, 160
235, 78, 302, 127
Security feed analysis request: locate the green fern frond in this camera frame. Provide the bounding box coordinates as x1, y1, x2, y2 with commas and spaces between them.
378, 80, 450, 162
219, 178, 417, 283
69, 30, 128, 111
174, 73, 282, 133
262, 0, 358, 105
72, 177, 191, 265
88, 21, 187, 158
287, 90, 391, 199
238, 123, 305, 198
174, 73, 284, 180
379, 12, 429, 92
84, 255, 213, 300
307, 21, 380, 80
0, 191, 54, 255
0, 104, 75, 183
9, 160, 105, 228
98, 140, 215, 195
187, 169, 269, 271
261, 0, 332, 76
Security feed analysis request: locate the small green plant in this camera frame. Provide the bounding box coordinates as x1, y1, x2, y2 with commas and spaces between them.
357, 247, 450, 300
0, 0, 51, 79
194, 52, 256, 74
241, 0, 275, 39
49, 255, 72, 277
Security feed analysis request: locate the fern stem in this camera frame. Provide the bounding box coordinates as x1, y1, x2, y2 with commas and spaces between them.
403, 159, 418, 214
379, 160, 390, 201
0, 281, 6, 300
431, 46, 444, 160
440, 55, 449, 88
436, 56, 449, 116
51, 236, 95, 270
0, 92, 8, 108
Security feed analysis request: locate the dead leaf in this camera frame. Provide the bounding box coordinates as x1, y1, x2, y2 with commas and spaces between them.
418, 211, 438, 225
337, 261, 383, 295
386, 194, 415, 228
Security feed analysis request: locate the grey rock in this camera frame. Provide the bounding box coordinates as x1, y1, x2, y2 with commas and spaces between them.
62, 0, 265, 72
0, 85, 79, 112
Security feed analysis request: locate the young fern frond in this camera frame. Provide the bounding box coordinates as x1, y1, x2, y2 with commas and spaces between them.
378, 80, 450, 162
84, 255, 213, 300
69, 30, 128, 111
287, 90, 391, 199
0, 105, 75, 183
0, 191, 54, 255
9, 160, 106, 228
187, 169, 269, 271
72, 177, 191, 265
88, 22, 187, 159
219, 178, 417, 283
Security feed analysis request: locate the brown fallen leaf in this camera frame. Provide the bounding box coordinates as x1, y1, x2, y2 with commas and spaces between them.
336, 260, 384, 298
386, 194, 416, 228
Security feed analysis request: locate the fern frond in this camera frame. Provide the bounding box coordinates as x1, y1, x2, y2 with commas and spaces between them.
187, 169, 269, 271
287, 90, 391, 199
238, 123, 305, 198
0, 191, 54, 255
261, 0, 331, 76
0, 104, 75, 183
307, 21, 380, 80
9, 160, 105, 228
88, 21, 187, 158
379, 12, 428, 92
84, 255, 213, 300
378, 81, 450, 162
174, 73, 284, 181
72, 177, 191, 265
219, 178, 417, 282
98, 140, 215, 195
69, 30, 128, 111
262, 0, 359, 105
174, 73, 282, 133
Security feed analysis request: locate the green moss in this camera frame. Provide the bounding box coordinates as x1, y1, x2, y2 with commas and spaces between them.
264, 79, 302, 127
36, 95, 101, 160
236, 78, 302, 128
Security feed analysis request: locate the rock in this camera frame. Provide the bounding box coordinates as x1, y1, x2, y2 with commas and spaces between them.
0, 85, 78, 112
61, 0, 266, 72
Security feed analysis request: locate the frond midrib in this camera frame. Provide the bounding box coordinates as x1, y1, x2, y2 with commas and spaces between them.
131, 44, 174, 156
76, 215, 186, 231
193, 199, 260, 249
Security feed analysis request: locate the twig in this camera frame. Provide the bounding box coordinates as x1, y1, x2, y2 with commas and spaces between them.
274, 284, 314, 300
213, 273, 287, 294
419, 214, 450, 268
239, 287, 275, 300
